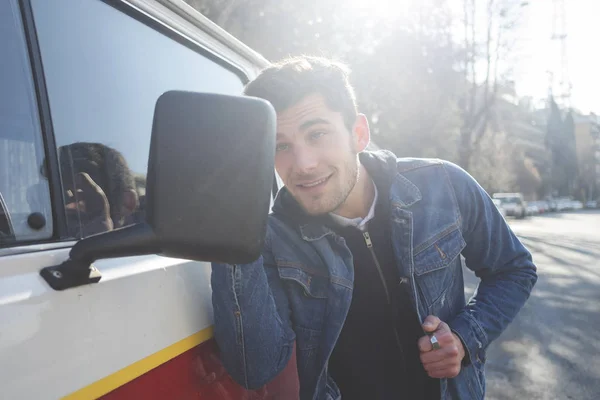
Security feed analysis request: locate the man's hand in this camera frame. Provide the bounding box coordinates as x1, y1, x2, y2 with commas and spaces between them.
67, 172, 113, 237
418, 315, 466, 379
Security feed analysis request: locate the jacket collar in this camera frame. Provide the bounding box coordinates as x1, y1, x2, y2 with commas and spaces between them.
389, 172, 422, 208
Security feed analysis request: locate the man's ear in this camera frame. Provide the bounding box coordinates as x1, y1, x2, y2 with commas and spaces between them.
352, 114, 371, 153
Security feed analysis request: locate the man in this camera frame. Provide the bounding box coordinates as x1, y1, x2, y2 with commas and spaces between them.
57, 142, 138, 238
211, 57, 537, 400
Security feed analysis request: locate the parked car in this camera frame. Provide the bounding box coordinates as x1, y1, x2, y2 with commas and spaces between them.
572, 200, 584, 210
526, 203, 540, 216
492, 198, 507, 218
537, 201, 550, 213
556, 198, 573, 211
526, 201, 548, 215
545, 198, 558, 212
492, 193, 527, 219
585, 200, 598, 209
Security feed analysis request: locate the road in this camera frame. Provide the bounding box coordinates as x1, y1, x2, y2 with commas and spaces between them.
463, 210, 600, 400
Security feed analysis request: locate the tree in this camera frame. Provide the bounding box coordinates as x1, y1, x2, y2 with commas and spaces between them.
349, 3, 462, 162
562, 111, 579, 192
186, 0, 464, 162
184, 0, 392, 61
457, 0, 528, 169
187, 0, 533, 190
513, 156, 543, 199
545, 98, 578, 196
577, 150, 598, 202
469, 131, 516, 194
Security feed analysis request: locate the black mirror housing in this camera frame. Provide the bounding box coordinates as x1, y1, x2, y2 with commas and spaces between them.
147, 91, 276, 263
41, 91, 276, 290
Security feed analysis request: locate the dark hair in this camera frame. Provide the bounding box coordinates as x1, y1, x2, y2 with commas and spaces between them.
58, 142, 136, 220
244, 56, 358, 130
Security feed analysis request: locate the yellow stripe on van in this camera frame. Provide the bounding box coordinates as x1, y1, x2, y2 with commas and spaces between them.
62, 326, 214, 400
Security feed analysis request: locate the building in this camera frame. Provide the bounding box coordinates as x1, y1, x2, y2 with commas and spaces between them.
493, 87, 550, 200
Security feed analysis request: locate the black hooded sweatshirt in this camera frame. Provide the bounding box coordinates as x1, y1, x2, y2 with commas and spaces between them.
327, 151, 439, 400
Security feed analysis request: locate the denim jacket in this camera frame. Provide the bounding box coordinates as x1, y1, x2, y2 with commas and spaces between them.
211, 151, 537, 400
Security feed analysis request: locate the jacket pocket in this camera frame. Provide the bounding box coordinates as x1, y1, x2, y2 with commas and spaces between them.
277, 261, 329, 299
413, 228, 466, 313
276, 261, 329, 334
294, 325, 322, 375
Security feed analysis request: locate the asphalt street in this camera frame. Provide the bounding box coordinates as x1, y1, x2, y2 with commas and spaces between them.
462, 210, 600, 400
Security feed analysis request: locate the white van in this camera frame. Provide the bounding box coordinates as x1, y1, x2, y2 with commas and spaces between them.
0, 1, 296, 399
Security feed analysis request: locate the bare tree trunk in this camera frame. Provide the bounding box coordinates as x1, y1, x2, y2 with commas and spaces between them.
482, 0, 494, 114
468, 0, 477, 119
459, 0, 474, 168
459, 0, 502, 169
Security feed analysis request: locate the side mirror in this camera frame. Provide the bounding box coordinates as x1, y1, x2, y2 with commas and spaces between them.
41, 91, 276, 290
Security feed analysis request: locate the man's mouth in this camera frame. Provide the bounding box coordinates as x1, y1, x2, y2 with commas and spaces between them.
296, 174, 332, 189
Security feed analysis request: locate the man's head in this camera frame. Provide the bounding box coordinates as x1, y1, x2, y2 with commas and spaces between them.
58, 142, 138, 230
245, 56, 370, 215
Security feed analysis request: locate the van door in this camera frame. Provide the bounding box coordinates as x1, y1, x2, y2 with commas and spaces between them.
0, 1, 297, 398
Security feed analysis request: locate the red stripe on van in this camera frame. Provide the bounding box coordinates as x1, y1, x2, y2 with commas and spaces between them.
100, 339, 299, 400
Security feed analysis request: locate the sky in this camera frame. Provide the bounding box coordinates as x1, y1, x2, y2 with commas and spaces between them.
513, 0, 599, 114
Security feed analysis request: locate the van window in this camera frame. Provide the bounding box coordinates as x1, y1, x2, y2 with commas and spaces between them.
0, 0, 53, 244
30, 0, 245, 238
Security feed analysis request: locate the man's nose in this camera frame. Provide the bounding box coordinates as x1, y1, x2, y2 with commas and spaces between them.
293, 146, 319, 173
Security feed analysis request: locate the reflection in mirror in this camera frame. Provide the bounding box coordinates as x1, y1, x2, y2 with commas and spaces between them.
58, 143, 141, 238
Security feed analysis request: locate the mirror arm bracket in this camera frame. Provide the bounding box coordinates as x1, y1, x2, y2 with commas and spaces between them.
40, 260, 102, 291
40, 223, 157, 291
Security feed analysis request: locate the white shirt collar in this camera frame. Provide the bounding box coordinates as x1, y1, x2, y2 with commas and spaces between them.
329, 180, 378, 231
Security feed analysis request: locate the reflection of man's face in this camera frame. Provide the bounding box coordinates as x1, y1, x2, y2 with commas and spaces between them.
274, 94, 360, 216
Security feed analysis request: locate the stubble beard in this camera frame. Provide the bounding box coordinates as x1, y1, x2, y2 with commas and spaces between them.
299, 157, 360, 216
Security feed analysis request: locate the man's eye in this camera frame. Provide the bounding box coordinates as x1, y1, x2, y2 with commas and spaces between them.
309, 131, 326, 140
276, 143, 290, 152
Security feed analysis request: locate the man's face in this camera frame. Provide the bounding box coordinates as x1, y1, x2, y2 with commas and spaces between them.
275, 93, 368, 215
